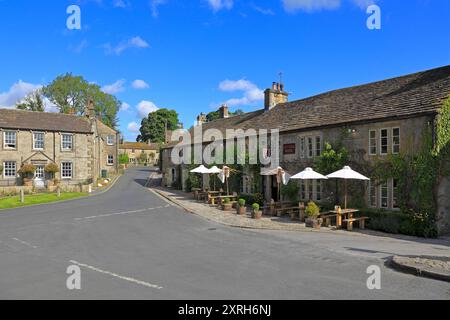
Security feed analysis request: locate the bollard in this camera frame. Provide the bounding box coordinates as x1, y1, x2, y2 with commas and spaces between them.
20, 188, 25, 203
57, 187, 61, 197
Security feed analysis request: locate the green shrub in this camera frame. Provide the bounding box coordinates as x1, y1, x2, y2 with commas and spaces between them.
223, 197, 231, 204
18, 164, 36, 176
44, 163, 59, 174
252, 203, 260, 211
356, 209, 437, 238
305, 201, 320, 218
238, 198, 246, 207
252, 193, 264, 206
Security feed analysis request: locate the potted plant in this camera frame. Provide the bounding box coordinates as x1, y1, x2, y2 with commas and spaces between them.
305, 201, 322, 229
18, 164, 36, 186
44, 163, 59, 187
222, 197, 232, 211
237, 198, 246, 215
251, 203, 262, 219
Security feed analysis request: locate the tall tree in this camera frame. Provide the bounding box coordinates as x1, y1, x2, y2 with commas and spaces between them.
42, 73, 120, 128
137, 108, 179, 143
16, 90, 45, 112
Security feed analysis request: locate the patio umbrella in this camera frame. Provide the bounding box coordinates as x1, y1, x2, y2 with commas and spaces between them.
190, 165, 210, 190
326, 166, 370, 209
260, 167, 290, 201
290, 167, 328, 201
218, 166, 231, 195
207, 166, 222, 191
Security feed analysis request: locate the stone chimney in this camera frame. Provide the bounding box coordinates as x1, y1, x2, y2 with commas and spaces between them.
264, 82, 289, 111
197, 112, 207, 125
86, 99, 96, 119
219, 104, 229, 119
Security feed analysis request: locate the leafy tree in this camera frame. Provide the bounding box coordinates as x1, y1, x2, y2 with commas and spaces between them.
16, 90, 45, 112
42, 73, 120, 128
119, 153, 129, 165
206, 108, 243, 122
137, 108, 179, 143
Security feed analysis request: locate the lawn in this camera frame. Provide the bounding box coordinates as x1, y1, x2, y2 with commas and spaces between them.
0, 193, 88, 210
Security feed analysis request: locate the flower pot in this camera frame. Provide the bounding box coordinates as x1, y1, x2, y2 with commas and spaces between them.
252, 210, 262, 219
305, 218, 323, 229
222, 203, 233, 211
237, 205, 246, 215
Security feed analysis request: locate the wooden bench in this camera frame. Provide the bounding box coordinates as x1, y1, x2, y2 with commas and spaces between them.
275, 206, 300, 217
342, 217, 369, 231
319, 213, 338, 227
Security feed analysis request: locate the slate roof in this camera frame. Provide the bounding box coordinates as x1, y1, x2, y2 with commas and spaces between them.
119, 142, 160, 150
0, 108, 93, 133
163, 65, 450, 148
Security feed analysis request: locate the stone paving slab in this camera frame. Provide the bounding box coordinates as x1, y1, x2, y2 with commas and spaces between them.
151, 187, 369, 237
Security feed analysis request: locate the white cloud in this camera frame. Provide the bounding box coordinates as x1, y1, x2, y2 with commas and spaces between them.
113, 0, 131, 8
101, 79, 126, 94
150, 0, 167, 18
218, 79, 264, 106
120, 102, 131, 111
136, 100, 159, 118
206, 0, 233, 12
132, 79, 150, 89
103, 36, 150, 55
127, 121, 140, 133
350, 0, 377, 9
0, 80, 41, 108
282, 0, 341, 12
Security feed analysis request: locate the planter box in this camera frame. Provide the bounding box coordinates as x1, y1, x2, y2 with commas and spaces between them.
305, 218, 323, 229
237, 206, 246, 215
222, 203, 233, 211
252, 210, 262, 219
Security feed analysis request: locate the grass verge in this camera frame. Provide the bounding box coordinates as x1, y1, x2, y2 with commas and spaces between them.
0, 193, 87, 210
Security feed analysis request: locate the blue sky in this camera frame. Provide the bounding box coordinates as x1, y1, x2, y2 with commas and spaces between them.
0, 0, 449, 141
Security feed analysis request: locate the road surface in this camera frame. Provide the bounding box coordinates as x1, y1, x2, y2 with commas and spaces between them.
0, 167, 448, 299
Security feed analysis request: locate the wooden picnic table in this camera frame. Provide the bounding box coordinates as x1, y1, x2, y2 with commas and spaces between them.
321, 209, 367, 230
209, 195, 238, 205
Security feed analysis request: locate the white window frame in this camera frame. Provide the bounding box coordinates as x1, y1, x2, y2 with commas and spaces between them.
315, 180, 323, 201
107, 154, 114, 166
380, 128, 388, 155
3, 161, 17, 178
61, 133, 73, 151
368, 181, 377, 208
3, 131, 17, 150
307, 137, 313, 158
61, 162, 73, 180
369, 129, 377, 156
392, 127, 400, 155
107, 135, 115, 146
315, 136, 322, 157
392, 178, 400, 210
33, 132, 45, 150
300, 137, 305, 158
380, 182, 389, 209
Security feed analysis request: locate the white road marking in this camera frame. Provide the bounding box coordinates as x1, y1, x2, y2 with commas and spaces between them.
12, 238, 38, 249
69, 260, 163, 290
74, 205, 172, 221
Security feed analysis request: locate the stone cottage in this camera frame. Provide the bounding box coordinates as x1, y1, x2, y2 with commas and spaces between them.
0, 101, 119, 191
161, 65, 450, 235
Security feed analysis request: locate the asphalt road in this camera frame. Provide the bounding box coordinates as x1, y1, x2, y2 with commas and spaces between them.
0, 167, 448, 300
